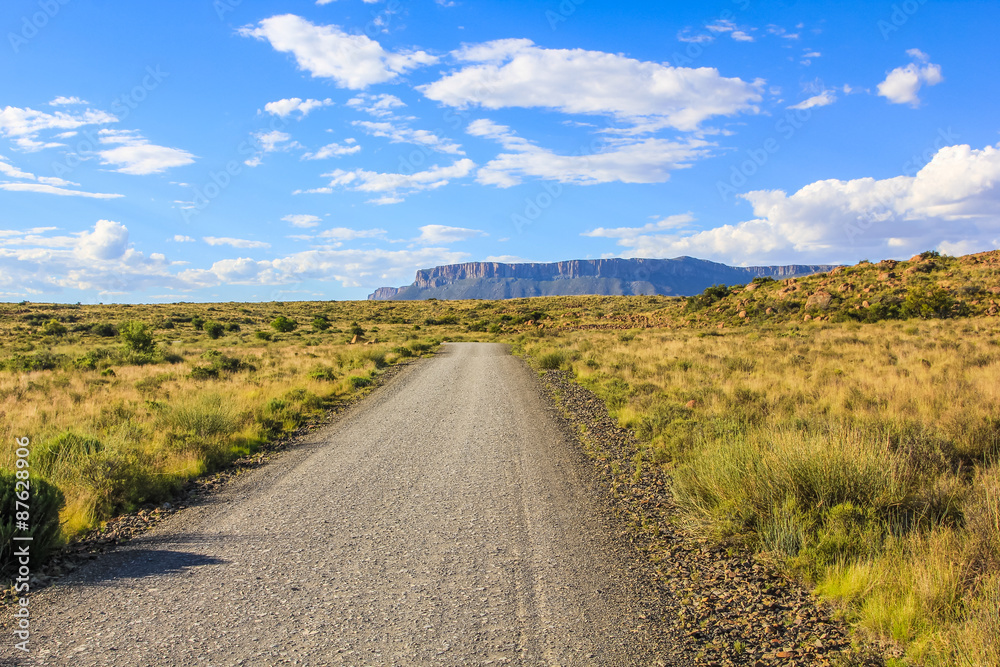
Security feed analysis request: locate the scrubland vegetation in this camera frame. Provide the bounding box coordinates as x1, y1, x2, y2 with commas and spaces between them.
3, 249, 999, 665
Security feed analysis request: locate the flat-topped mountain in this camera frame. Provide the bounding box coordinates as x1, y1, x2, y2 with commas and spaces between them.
368, 257, 839, 300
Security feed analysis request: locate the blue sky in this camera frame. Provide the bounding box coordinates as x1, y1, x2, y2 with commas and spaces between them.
1, 0, 998, 302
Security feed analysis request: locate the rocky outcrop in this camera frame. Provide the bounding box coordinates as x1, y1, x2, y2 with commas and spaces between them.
368, 257, 839, 300
366, 286, 400, 301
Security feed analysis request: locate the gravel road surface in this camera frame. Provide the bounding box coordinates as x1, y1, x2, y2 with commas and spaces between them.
4, 343, 670, 666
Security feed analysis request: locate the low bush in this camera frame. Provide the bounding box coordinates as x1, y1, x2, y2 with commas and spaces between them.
348, 375, 372, 389
307, 365, 337, 381
41, 319, 68, 336
537, 351, 566, 370
424, 315, 459, 326
1, 471, 64, 577
5, 352, 63, 372
203, 321, 225, 339
119, 321, 155, 354
32, 431, 104, 478
189, 352, 255, 379
271, 316, 297, 333
90, 322, 117, 337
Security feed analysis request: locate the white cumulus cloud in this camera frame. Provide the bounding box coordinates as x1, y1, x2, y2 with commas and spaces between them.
0, 105, 117, 151
0, 183, 123, 198
877, 51, 943, 106
413, 225, 486, 245
346, 93, 406, 118
352, 120, 464, 155
788, 90, 838, 110
48, 96, 88, 106
264, 97, 334, 118
303, 139, 361, 160
318, 227, 387, 241
584, 142, 1000, 265
178, 247, 470, 289
203, 237, 271, 249
467, 119, 709, 187
282, 214, 323, 228
303, 159, 476, 203
419, 39, 762, 132
0, 220, 179, 296
97, 130, 196, 175
239, 15, 438, 89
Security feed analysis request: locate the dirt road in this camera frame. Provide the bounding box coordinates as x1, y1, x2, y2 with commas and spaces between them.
5, 343, 669, 666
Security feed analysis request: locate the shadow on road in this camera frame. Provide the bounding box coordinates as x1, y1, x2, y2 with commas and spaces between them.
72, 549, 226, 585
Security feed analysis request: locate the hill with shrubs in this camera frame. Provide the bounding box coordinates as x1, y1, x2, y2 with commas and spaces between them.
680, 250, 1000, 328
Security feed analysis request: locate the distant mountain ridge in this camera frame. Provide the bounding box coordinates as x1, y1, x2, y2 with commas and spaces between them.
367, 257, 840, 300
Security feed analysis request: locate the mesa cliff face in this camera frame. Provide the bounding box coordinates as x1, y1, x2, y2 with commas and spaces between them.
368, 257, 839, 300
367, 286, 401, 300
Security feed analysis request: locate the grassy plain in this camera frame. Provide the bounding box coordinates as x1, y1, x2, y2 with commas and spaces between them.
2, 250, 999, 665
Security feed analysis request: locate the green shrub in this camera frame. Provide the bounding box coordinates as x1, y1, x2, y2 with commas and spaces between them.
1, 470, 65, 577
91, 322, 117, 337
225, 322, 241, 332
203, 321, 225, 339
284, 388, 325, 411
902, 286, 955, 319
189, 353, 254, 379
685, 284, 731, 312
5, 352, 63, 372
32, 431, 104, 477
424, 315, 459, 326
307, 365, 336, 381
191, 317, 205, 331
348, 375, 372, 389
160, 395, 238, 442
255, 330, 273, 341
189, 366, 219, 380
361, 349, 387, 368
41, 319, 68, 336
77, 449, 153, 518
119, 321, 155, 354
271, 316, 297, 333
538, 351, 566, 370
312, 317, 331, 332
515, 310, 547, 325
134, 373, 173, 394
